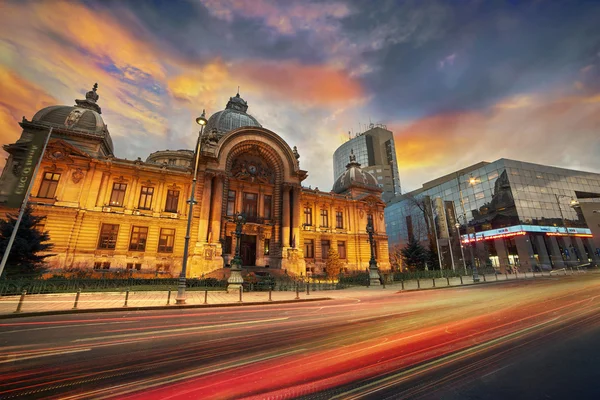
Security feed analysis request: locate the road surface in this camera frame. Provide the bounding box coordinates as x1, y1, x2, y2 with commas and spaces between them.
1, 274, 599, 399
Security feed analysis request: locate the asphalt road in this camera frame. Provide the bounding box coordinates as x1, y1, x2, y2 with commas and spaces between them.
1, 274, 599, 400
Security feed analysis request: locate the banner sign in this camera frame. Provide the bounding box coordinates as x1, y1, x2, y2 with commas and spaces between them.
0, 130, 50, 208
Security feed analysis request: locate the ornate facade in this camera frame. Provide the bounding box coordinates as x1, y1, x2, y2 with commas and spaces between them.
0, 86, 389, 277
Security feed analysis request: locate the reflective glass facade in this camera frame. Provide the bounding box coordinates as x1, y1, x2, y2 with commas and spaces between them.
385, 159, 600, 271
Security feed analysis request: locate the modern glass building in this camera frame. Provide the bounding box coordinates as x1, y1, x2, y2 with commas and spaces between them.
333, 125, 401, 202
385, 159, 600, 272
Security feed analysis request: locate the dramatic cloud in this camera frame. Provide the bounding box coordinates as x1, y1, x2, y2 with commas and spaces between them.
0, 0, 599, 192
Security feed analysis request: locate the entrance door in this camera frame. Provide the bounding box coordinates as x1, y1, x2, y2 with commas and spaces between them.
240, 234, 257, 266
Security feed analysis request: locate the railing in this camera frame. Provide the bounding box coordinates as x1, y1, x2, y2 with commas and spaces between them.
0, 278, 227, 296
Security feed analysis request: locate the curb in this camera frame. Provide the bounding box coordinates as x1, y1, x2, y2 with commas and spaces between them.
394, 273, 570, 294
0, 297, 332, 320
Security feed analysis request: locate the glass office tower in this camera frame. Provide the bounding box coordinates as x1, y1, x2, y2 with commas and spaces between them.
385, 159, 600, 272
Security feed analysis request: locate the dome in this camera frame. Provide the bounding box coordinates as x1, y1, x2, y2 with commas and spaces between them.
32, 83, 107, 134
33, 105, 106, 133
332, 149, 381, 194
146, 149, 194, 167
204, 92, 262, 137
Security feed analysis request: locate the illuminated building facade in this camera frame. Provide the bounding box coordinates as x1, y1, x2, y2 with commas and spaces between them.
333, 125, 401, 203
0, 86, 389, 277
385, 159, 600, 272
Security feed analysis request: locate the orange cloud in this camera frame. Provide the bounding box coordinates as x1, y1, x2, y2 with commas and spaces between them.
393, 90, 600, 191
0, 66, 58, 169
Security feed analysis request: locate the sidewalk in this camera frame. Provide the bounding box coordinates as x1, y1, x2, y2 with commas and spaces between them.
0, 269, 589, 318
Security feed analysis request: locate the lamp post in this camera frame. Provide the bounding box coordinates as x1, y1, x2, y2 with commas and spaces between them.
175, 110, 207, 304
457, 173, 479, 282
366, 218, 381, 286
228, 212, 246, 292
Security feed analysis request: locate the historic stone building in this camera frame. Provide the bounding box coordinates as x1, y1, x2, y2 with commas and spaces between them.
0, 85, 389, 277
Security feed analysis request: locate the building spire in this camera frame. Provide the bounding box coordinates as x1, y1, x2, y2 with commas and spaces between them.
74, 83, 102, 114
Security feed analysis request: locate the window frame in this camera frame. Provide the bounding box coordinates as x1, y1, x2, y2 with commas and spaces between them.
320, 209, 329, 228
321, 239, 330, 260
263, 194, 272, 220
38, 172, 61, 199
128, 226, 148, 251
337, 241, 346, 259
336, 211, 344, 229
158, 228, 176, 253
304, 239, 314, 259
138, 186, 154, 210
109, 183, 127, 206
97, 223, 119, 250
227, 190, 236, 216
164, 189, 180, 213
304, 207, 313, 226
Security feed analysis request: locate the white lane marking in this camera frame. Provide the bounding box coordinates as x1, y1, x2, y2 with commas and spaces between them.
0, 348, 91, 364
0, 321, 139, 335
73, 317, 289, 342
481, 363, 514, 378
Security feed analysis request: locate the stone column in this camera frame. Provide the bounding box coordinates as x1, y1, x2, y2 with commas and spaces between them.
515, 235, 537, 272
292, 187, 300, 248
546, 236, 565, 268
281, 186, 290, 247
197, 174, 213, 243
535, 235, 551, 266
209, 175, 224, 243
95, 172, 110, 207
493, 238, 509, 273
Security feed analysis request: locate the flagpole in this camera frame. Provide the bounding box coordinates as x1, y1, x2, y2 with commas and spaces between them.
0, 127, 53, 278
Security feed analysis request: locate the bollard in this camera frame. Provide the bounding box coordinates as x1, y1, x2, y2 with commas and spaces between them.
515, 271, 519, 279
382, 279, 386, 289
295, 284, 300, 300
432, 278, 436, 288
166, 288, 171, 305
459, 275, 463, 285
123, 288, 130, 307
401, 280, 405, 290
564, 268, 567, 276
204, 290, 208, 304
417, 278, 420, 289
268, 289, 272, 302
483, 274, 486, 282
446, 277, 450, 286
307, 282, 310, 296
73, 288, 81, 309
14, 290, 27, 313
505, 272, 508, 280
239, 286, 243, 303
495, 273, 498, 281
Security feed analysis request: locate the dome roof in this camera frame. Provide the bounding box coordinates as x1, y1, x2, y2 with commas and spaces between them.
204, 92, 261, 137
332, 149, 381, 194
32, 83, 107, 134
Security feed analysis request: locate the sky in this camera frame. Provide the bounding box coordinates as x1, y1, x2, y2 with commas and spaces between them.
0, 0, 599, 192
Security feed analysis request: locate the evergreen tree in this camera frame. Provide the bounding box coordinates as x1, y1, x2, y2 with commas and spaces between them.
325, 248, 344, 277
400, 235, 427, 271
0, 206, 54, 279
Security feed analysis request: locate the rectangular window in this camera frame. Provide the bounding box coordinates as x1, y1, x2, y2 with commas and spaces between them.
94, 262, 102, 270
243, 192, 258, 218
321, 240, 330, 259
97, 224, 119, 249
320, 209, 329, 227
138, 186, 154, 210
263, 195, 272, 220
110, 183, 127, 206
304, 239, 314, 258
102, 262, 111, 270
227, 190, 236, 216
38, 172, 60, 198
165, 190, 180, 213
338, 241, 346, 259
304, 207, 312, 226
129, 226, 148, 251
158, 228, 175, 253
336, 211, 344, 229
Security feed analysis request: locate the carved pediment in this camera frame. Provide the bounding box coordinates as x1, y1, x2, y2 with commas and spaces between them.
43, 139, 91, 163
230, 152, 274, 184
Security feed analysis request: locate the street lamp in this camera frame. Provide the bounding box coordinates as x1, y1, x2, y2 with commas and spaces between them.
366, 218, 381, 286
228, 212, 246, 292
176, 110, 207, 304
555, 194, 579, 266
